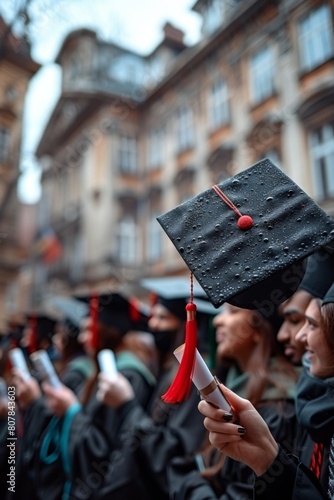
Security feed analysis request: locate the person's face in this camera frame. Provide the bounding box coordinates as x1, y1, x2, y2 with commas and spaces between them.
52, 324, 69, 357
20, 325, 32, 348
277, 291, 310, 365
213, 304, 259, 363
78, 317, 95, 357
296, 298, 334, 378
148, 303, 182, 354
148, 304, 182, 333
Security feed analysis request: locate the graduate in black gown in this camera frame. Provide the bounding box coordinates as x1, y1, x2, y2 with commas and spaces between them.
67, 277, 216, 500
155, 159, 334, 500
39, 291, 157, 500
12, 304, 94, 500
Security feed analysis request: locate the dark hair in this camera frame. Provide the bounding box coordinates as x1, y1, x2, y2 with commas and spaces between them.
320, 302, 334, 356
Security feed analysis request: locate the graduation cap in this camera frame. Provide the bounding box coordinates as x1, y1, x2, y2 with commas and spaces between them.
141, 276, 209, 320
25, 313, 58, 353
298, 247, 334, 299
157, 159, 334, 402
46, 296, 89, 337
76, 292, 149, 349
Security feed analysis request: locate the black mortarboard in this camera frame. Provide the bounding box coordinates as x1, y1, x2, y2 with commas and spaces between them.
25, 313, 58, 352
298, 246, 334, 300
46, 296, 90, 337
76, 292, 149, 335
141, 276, 209, 320
157, 160, 334, 311
157, 159, 334, 403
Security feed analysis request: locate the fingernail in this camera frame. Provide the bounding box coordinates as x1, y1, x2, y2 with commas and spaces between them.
237, 427, 246, 434
222, 412, 233, 422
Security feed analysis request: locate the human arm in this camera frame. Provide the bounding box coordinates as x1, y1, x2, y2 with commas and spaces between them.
198, 385, 278, 476
198, 384, 327, 500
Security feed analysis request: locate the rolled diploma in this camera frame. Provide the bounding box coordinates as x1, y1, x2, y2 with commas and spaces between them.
97, 349, 118, 381
9, 348, 31, 380
30, 350, 61, 389
174, 344, 231, 411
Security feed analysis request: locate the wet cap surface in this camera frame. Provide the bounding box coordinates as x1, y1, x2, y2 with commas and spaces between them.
157, 159, 334, 309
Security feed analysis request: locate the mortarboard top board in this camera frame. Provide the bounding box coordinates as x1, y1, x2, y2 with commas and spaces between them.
157, 159, 334, 312
298, 247, 334, 300
76, 292, 149, 334
140, 276, 211, 321
46, 296, 90, 337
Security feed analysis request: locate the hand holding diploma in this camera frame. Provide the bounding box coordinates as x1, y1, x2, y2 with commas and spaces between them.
198, 384, 279, 477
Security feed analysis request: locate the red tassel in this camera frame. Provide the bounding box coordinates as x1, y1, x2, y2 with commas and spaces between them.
129, 297, 141, 323
162, 302, 197, 404
90, 293, 99, 350
28, 315, 38, 354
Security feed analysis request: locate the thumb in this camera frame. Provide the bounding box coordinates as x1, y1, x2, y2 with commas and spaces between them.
219, 384, 253, 412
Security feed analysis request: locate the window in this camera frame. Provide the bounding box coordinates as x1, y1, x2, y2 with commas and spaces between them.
309, 122, 334, 200
118, 135, 137, 174
148, 127, 165, 169
176, 105, 194, 153
250, 46, 275, 104
0, 127, 10, 162
147, 214, 162, 261
116, 216, 138, 264
209, 78, 229, 129
299, 4, 334, 72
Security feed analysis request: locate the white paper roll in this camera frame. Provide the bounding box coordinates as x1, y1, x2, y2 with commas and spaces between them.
97, 349, 118, 381
174, 344, 231, 411
30, 350, 61, 389
8, 348, 31, 380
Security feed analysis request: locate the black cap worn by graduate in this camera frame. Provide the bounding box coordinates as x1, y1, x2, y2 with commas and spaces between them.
298, 247, 334, 299
76, 292, 149, 350
46, 296, 89, 337
141, 276, 223, 355
141, 275, 213, 320
26, 313, 58, 353
157, 159, 334, 403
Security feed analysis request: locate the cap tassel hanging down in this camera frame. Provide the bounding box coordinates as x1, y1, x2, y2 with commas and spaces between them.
162, 274, 198, 404
90, 293, 99, 350
212, 184, 254, 230
28, 315, 38, 354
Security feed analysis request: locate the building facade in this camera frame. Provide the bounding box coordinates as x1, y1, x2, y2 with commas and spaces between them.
0, 16, 40, 329
32, 0, 334, 304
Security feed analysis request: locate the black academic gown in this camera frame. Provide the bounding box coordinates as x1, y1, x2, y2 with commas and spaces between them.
295, 365, 334, 494
168, 400, 299, 500
254, 446, 327, 500
168, 359, 301, 500
68, 360, 206, 500
63, 351, 157, 499
11, 355, 94, 500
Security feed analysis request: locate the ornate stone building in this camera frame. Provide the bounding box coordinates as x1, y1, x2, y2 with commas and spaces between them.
33, 0, 334, 303
0, 16, 40, 328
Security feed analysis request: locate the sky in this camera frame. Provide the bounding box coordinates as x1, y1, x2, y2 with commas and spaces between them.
3, 0, 202, 203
